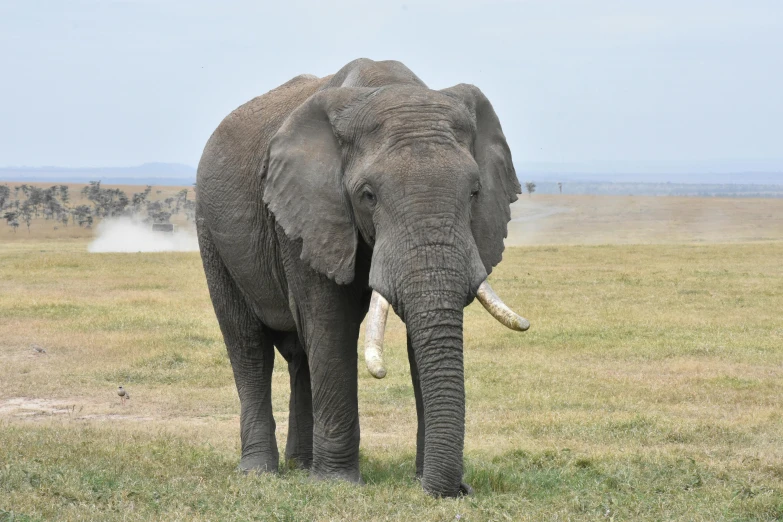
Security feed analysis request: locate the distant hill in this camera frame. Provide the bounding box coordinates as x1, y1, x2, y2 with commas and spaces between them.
2, 161, 782, 194
0, 163, 196, 185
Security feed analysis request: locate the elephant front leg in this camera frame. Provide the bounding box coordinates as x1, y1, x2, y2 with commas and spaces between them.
280, 240, 364, 484
308, 332, 362, 483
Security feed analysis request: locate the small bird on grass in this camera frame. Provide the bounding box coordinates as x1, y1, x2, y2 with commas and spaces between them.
118, 386, 130, 406
31, 344, 47, 355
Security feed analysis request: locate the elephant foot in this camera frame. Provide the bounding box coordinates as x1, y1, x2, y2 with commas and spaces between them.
420, 479, 474, 498
239, 455, 279, 474
309, 468, 364, 485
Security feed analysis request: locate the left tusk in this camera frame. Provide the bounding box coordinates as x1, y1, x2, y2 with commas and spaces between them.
476, 280, 530, 331
364, 290, 390, 378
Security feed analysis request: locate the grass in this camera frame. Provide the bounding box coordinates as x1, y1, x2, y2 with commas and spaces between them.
1, 195, 782, 519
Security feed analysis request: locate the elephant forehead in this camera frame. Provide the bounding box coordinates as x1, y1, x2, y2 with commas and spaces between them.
359, 144, 478, 191
350, 88, 475, 144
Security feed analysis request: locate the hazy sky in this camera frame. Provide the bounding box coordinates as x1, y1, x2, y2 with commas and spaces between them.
1, 0, 781, 170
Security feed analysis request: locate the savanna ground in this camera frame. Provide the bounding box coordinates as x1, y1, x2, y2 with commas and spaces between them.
1, 189, 782, 520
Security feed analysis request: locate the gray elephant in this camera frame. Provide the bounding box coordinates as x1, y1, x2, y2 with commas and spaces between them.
196, 58, 528, 498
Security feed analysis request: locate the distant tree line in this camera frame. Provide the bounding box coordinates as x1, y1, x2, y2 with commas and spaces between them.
516, 181, 783, 198
1, 182, 196, 234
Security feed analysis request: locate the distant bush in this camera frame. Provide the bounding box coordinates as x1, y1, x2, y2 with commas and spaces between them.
525, 181, 783, 197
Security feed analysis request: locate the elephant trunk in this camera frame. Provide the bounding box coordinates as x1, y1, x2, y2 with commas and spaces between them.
405, 290, 466, 497
386, 238, 470, 498
368, 220, 480, 497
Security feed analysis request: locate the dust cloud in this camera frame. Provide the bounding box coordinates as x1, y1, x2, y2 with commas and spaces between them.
88, 218, 199, 253
505, 195, 783, 246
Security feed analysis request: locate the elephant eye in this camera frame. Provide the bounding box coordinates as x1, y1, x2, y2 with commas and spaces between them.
363, 188, 377, 205
470, 185, 481, 199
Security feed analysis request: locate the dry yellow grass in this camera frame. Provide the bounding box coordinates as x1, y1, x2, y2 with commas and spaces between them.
1, 193, 782, 520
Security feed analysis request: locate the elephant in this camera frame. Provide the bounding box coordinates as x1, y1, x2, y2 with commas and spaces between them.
195, 58, 529, 498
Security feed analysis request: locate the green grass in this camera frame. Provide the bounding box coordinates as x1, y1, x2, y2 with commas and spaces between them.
1, 238, 782, 520
1, 426, 781, 521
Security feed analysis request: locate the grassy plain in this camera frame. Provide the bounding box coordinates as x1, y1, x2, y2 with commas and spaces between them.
1, 191, 782, 520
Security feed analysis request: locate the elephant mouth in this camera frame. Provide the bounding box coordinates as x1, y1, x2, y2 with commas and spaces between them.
363, 280, 529, 379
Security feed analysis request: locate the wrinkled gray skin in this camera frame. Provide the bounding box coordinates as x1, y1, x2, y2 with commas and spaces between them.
196, 58, 520, 498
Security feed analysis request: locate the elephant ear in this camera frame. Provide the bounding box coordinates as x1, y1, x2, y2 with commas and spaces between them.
441, 84, 522, 275
263, 88, 369, 285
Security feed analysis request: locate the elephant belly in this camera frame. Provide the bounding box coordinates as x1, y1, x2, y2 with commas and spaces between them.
211, 227, 297, 333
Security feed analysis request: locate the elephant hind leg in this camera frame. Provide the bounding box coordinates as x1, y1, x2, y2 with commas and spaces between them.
275, 333, 314, 470
198, 225, 279, 473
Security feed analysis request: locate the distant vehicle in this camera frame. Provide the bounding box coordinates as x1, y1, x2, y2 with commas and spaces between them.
152, 223, 175, 233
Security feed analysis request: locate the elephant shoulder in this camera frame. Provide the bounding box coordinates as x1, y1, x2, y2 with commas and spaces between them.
197, 73, 331, 230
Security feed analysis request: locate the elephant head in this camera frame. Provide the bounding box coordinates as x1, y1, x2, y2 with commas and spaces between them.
262, 76, 527, 497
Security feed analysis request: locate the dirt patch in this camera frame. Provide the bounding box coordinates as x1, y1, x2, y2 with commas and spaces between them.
77, 413, 155, 421
0, 346, 55, 361
0, 397, 73, 416
0, 397, 152, 422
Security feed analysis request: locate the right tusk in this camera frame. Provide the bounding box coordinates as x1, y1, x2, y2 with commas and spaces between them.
476, 280, 530, 331
364, 290, 390, 379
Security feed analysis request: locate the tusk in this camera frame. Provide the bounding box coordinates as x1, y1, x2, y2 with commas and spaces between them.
476, 280, 530, 331
364, 290, 390, 379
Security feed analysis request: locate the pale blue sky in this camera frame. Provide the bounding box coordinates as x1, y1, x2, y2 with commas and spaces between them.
1, 0, 781, 172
